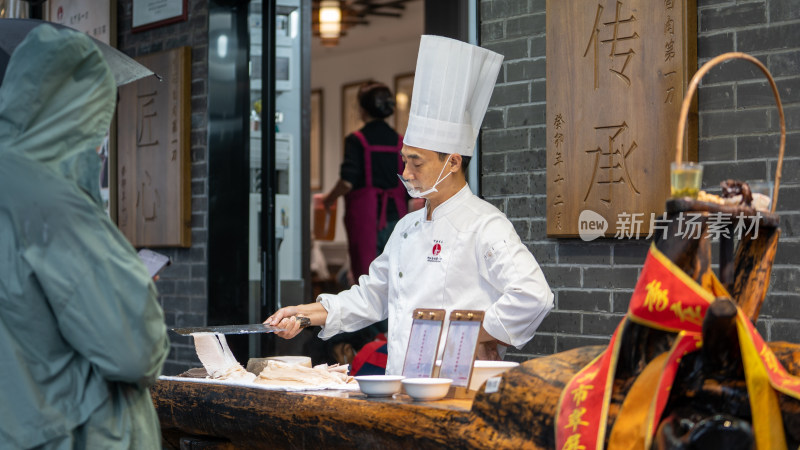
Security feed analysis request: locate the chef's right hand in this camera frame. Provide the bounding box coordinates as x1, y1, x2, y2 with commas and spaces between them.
264, 306, 303, 339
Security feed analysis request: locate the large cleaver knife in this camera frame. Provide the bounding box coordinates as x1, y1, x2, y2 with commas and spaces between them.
171, 316, 311, 336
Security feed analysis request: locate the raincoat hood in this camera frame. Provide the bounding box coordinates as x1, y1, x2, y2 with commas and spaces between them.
0, 24, 115, 205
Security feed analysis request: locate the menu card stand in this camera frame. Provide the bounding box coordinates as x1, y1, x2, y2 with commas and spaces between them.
439, 310, 484, 399
401, 309, 446, 379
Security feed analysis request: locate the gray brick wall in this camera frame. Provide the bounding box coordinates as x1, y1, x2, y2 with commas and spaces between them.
117, 0, 208, 375
480, 0, 800, 361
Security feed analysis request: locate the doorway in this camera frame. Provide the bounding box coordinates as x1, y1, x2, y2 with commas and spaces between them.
308, 1, 424, 296
205, 0, 476, 364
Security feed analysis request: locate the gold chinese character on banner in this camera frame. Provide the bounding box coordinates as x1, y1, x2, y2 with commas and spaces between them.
670, 301, 702, 326
571, 384, 594, 406
644, 280, 669, 312
562, 434, 586, 450
565, 407, 590, 432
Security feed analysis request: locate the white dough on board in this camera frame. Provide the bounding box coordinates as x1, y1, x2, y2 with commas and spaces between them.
192, 333, 256, 383
255, 360, 354, 387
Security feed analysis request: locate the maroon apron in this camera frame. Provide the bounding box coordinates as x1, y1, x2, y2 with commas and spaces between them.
344, 131, 408, 279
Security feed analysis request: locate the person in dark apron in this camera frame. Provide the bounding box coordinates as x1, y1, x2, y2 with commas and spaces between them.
319, 82, 407, 355
323, 82, 408, 281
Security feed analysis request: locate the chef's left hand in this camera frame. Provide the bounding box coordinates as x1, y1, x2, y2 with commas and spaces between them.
476, 326, 506, 360
476, 342, 501, 360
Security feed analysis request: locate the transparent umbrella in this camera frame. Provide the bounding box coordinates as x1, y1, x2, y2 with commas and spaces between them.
0, 18, 159, 87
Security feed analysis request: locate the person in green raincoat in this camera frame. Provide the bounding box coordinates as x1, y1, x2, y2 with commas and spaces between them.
0, 25, 170, 449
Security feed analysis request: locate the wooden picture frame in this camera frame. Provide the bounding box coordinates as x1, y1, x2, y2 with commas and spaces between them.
310, 89, 324, 192
132, 0, 187, 33
394, 72, 414, 136
341, 79, 371, 148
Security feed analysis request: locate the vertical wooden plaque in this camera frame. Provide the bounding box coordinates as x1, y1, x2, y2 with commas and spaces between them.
117, 46, 191, 247
546, 0, 697, 237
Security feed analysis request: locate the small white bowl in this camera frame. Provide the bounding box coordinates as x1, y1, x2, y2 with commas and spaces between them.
401, 378, 453, 401
434, 360, 520, 391
354, 375, 405, 397
470, 360, 519, 391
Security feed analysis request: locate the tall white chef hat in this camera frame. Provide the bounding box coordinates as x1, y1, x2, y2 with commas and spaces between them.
403, 35, 504, 157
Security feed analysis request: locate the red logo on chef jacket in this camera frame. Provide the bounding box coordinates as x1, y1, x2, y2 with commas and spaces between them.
427, 240, 443, 263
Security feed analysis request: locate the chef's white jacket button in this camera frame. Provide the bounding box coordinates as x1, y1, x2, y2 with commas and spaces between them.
399, 272, 403, 278
403, 233, 408, 239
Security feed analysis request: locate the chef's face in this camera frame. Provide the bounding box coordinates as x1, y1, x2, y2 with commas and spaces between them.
400, 145, 453, 191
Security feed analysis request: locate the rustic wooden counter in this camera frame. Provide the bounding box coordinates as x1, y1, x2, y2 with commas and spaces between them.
153, 342, 800, 449
154, 379, 480, 449
153, 344, 605, 449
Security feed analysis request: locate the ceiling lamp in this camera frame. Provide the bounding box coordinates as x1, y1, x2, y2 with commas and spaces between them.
319, 0, 341, 45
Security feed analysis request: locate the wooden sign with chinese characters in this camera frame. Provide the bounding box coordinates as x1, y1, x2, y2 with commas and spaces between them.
117, 47, 191, 247
546, 0, 697, 237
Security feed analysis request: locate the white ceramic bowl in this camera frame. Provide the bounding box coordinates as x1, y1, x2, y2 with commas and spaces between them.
469, 360, 519, 391
401, 378, 453, 401
434, 360, 520, 391
354, 375, 405, 397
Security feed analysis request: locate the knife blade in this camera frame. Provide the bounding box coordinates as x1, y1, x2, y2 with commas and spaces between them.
171, 316, 311, 336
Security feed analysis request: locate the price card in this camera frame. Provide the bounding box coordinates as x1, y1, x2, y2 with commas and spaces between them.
484, 376, 502, 394
402, 309, 445, 379
439, 310, 484, 389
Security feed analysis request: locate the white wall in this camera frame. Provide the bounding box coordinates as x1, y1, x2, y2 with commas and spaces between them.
311, 37, 419, 243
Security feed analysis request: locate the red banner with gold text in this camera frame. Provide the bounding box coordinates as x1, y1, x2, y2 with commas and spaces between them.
556, 244, 800, 450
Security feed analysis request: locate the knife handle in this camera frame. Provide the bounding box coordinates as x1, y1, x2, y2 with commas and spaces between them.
296, 316, 311, 329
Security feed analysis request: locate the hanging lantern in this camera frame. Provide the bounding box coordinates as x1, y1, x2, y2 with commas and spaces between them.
318, 0, 341, 40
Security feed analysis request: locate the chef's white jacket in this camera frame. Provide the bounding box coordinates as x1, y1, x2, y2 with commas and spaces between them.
318, 185, 554, 375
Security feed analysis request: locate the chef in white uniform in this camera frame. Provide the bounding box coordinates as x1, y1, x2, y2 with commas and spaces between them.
266, 35, 554, 375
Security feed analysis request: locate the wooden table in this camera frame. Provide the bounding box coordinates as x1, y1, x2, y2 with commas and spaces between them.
154, 342, 800, 449
153, 344, 594, 449
155, 379, 487, 449
153, 345, 603, 449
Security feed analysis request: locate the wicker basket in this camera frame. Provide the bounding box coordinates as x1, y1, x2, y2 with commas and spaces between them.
674, 52, 786, 213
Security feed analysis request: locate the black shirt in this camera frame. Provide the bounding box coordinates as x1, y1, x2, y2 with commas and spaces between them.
341, 120, 404, 221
